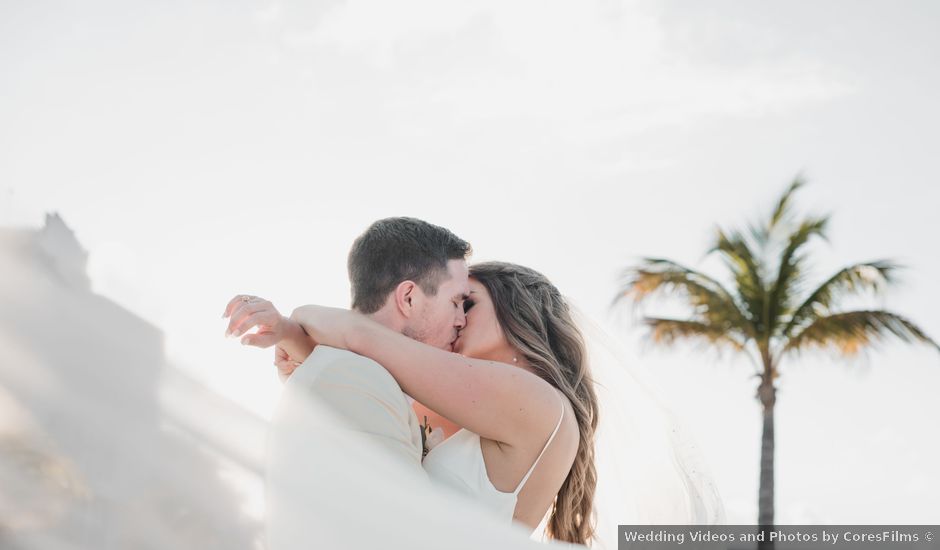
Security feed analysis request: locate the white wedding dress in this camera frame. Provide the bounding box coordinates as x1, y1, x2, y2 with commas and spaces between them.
421, 391, 567, 523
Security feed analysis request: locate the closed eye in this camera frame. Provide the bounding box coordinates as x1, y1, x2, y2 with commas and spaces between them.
462, 300, 475, 313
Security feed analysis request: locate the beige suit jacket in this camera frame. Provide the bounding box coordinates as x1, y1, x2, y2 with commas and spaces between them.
265, 346, 429, 548
290, 346, 424, 463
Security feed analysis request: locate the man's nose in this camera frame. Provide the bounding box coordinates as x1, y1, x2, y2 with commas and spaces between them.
455, 308, 467, 329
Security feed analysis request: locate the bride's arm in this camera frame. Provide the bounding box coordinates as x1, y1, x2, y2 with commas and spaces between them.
286, 305, 560, 447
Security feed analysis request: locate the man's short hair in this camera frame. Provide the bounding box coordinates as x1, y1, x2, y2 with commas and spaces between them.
348, 217, 472, 314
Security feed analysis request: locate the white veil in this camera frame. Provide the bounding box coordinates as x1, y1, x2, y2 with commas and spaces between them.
264, 309, 724, 550
546, 308, 726, 549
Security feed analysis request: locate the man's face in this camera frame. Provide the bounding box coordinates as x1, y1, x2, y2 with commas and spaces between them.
403, 259, 470, 351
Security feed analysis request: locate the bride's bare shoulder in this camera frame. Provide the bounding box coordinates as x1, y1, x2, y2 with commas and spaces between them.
556, 393, 581, 457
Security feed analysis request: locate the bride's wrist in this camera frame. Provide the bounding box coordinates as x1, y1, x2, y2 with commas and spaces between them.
288, 306, 304, 322
279, 314, 309, 342
289, 305, 348, 349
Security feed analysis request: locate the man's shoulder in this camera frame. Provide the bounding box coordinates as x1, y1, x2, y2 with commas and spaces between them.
290, 346, 381, 376
294, 345, 373, 370
278, 346, 417, 433
286, 346, 403, 394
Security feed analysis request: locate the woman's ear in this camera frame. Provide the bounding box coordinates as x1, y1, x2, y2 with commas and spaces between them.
394, 280, 418, 318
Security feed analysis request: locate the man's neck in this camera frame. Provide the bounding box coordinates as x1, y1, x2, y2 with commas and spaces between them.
360, 307, 404, 333
360, 306, 443, 424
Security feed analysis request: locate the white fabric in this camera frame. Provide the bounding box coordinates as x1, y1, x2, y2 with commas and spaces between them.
574, 310, 726, 549
266, 346, 584, 550
422, 391, 566, 522
266, 318, 725, 550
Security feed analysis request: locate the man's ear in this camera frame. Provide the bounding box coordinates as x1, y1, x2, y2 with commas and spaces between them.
393, 280, 419, 318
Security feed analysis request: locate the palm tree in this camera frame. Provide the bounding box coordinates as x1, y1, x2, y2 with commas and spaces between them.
613, 177, 939, 532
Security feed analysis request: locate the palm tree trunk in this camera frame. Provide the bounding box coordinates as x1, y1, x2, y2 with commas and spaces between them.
758, 403, 775, 525
757, 370, 776, 550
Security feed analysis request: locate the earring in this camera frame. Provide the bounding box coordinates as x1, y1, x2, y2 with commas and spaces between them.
512, 356, 518, 363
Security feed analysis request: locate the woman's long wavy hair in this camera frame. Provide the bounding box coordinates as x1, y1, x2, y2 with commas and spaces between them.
469, 261, 599, 545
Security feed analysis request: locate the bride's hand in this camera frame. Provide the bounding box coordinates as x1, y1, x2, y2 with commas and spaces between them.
225, 295, 320, 382
223, 294, 292, 348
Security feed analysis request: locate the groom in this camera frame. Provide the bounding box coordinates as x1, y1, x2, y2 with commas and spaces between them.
227, 217, 473, 546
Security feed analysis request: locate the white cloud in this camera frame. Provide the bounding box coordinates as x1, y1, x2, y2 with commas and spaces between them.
298, 0, 853, 141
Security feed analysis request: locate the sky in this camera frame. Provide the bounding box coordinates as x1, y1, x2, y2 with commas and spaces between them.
2, 0, 939, 525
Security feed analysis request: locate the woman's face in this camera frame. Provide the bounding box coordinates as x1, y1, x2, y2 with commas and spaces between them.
452, 277, 512, 361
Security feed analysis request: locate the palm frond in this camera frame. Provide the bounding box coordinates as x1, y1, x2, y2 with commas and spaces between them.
708, 227, 767, 333
782, 310, 940, 357
768, 175, 806, 230
782, 260, 902, 338
615, 258, 755, 338
767, 216, 829, 335
748, 176, 807, 248
643, 317, 749, 353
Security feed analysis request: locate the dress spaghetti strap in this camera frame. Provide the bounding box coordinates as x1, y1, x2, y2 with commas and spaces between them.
512, 391, 566, 496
